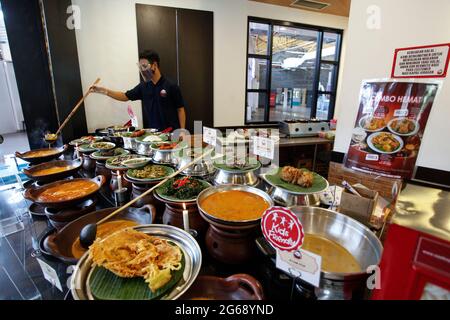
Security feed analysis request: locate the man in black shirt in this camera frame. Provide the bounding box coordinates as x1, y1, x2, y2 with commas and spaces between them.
91, 50, 186, 131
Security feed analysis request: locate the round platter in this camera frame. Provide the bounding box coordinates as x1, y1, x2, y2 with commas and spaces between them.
155, 178, 211, 203
105, 154, 141, 170
367, 132, 404, 154
90, 148, 130, 161
261, 168, 329, 195
213, 159, 261, 173
78, 144, 96, 153
70, 224, 202, 300
126, 165, 174, 183
69, 136, 102, 147
135, 133, 169, 144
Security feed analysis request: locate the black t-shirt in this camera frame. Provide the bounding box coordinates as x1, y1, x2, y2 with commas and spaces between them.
125, 76, 185, 131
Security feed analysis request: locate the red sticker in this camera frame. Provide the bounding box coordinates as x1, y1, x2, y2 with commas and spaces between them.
261, 207, 304, 252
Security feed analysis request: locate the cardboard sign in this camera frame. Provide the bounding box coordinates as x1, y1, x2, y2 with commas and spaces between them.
36, 258, 63, 292
276, 248, 322, 287
392, 43, 450, 78
252, 136, 275, 160
261, 207, 304, 252
203, 127, 217, 146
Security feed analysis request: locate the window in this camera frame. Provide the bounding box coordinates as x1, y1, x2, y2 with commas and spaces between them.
245, 18, 343, 124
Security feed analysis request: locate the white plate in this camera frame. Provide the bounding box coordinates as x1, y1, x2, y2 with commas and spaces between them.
367, 132, 404, 154
387, 117, 420, 136
359, 115, 387, 132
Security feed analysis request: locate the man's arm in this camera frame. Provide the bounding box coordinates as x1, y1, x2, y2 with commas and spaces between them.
177, 107, 186, 129
91, 86, 130, 102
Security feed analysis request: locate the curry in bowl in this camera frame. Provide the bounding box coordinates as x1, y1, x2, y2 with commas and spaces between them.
199, 190, 270, 222
37, 180, 99, 202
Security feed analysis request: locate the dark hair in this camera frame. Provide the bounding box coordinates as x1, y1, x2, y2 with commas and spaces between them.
139, 50, 160, 67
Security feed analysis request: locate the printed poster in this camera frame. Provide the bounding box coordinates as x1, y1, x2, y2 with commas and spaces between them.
344, 80, 440, 178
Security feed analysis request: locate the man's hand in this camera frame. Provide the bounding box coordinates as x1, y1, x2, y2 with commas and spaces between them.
90, 85, 108, 95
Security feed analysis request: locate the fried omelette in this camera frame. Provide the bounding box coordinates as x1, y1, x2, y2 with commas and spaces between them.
89, 229, 183, 292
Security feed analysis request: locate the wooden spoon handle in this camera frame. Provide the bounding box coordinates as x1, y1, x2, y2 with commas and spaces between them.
56, 78, 101, 135
96, 148, 214, 225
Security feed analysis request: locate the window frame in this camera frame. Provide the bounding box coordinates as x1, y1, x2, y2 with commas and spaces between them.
245, 16, 344, 124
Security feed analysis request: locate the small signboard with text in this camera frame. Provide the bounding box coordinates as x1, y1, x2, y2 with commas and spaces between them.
392, 43, 450, 78
261, 207, 322, 287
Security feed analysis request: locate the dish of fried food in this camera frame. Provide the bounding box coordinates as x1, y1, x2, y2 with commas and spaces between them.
89, 229, 183, 292
280, 166, 314, 188
370, 132, 402, 153
72, 220, 138, 259
388, 118, 417, 135
360, 116, 386, 132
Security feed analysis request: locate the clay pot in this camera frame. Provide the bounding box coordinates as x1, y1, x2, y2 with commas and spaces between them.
126, 181, 165, 222
44, 197, 97, 230
180, 274, 264, 300
95, 161, 111, 184
81, 152, 96, 172
205, 224, 258, 265
109, 169, 131, 193
153, 193, 208, 235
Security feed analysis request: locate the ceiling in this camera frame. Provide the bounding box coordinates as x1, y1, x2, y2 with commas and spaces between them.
250, 0, 351, 17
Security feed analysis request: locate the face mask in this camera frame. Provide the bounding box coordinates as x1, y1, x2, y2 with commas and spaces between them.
138, 63, 153, 82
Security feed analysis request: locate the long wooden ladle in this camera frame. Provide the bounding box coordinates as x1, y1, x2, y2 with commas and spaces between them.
79, 147, 214, 248
45, 78, 101, 143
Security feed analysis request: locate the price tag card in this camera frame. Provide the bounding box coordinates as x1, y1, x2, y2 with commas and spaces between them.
203, 127, 217, 146
253, 136, 275, 160
276, 248, 322, 288
36, 258, 63, 292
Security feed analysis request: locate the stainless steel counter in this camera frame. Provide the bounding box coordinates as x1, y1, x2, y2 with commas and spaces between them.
277, 136, 333, 147
394, 183, 450, 242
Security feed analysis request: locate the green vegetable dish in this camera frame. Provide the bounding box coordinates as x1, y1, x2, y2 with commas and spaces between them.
127, 164, 173, 181
157, 176, 210, 201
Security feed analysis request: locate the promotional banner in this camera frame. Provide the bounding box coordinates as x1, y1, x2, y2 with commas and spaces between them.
345, 80, 440, 178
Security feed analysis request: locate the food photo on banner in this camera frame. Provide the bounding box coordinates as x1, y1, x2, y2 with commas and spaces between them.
344, 79, 442, 178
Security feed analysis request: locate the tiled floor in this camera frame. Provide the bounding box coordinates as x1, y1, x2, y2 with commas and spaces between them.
0, 132, 29, 157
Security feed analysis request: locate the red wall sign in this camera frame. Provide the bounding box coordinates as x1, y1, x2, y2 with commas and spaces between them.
261, 207, 304, 252
392, 43, 450, 78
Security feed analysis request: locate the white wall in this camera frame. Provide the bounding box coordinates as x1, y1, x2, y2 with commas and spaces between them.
334, 0, 450, 172
72, 0, 348, 132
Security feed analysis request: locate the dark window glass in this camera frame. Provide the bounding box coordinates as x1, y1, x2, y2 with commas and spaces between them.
246, 92, 267, 123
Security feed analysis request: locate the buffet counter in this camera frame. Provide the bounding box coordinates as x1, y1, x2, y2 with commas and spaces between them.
1, 129, 380, 301
0, 179, 298, 300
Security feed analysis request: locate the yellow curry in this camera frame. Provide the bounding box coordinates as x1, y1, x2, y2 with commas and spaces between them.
200, 190, 270, 221
302, 234, 361, 273
71, 220, 138, 259
33, 165, 76, 176
38, 180, 98, 202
